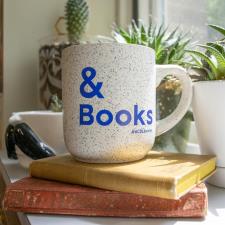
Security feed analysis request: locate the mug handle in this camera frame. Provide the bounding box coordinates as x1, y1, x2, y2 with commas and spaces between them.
156, 65, 192, 136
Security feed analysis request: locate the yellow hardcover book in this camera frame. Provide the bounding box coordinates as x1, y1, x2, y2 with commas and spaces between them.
30, 151, 216, 199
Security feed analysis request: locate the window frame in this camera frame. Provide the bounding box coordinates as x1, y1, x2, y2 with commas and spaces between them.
138, 0, 166, 25
115, 0, 133, 27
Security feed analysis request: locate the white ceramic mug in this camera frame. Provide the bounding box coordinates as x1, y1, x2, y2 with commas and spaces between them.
62, 43, 192, 163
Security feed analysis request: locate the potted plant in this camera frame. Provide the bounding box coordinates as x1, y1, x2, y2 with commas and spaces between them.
5, 0, 89, 167
187, 24, 225, 188
113, 21, 193, 152
39, 0, 89, 108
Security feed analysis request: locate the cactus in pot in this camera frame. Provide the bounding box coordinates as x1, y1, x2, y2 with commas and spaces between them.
65, 0, 89, 43
113, 21, 193, 152
39, 0, 89, 109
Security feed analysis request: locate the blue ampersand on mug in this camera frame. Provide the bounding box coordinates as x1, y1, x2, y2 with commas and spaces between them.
80, 67, 104, 99
79, 66, 153, 127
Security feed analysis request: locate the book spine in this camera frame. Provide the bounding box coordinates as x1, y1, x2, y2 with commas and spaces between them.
3, 187, 207, 217
30, 162, 176, 199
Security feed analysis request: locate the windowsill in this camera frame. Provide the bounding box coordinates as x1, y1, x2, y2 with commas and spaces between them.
1, 145, 225, 225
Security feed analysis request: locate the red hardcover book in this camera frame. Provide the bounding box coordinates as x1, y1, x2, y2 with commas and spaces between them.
3, 177, 207, 218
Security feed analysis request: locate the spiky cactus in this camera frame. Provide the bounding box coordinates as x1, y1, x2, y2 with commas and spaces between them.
65, 0, 89, 43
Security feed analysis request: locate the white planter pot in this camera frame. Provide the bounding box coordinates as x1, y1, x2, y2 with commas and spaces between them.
192, 81, 225, 188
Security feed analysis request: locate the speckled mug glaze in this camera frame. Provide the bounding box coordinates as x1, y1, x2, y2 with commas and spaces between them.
62, 43, 192, 163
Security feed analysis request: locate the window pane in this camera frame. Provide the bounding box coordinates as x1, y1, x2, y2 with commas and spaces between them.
165, 0, 225, 42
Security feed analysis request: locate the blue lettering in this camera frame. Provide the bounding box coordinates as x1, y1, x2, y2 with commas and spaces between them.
80, 104, 94, 125
96, 109, 113, 126
115, 110, 132, 126
80, 67, 104, 99
80, 104, 153, 128
146, 110, 153, 125
134, 104, 145, 125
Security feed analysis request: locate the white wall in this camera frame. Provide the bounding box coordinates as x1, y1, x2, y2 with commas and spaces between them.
87, 0, 117, 36
3, 0, 117, 127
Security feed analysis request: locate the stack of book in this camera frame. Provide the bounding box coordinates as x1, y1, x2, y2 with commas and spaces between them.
3, 151, 216, 218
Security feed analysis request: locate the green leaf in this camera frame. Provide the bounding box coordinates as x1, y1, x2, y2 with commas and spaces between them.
157, 24, 164, 37
131, 20, 140, 36
191, 55, 203, 67
180, 39, 191, 49
168, 49, 176, 61
156, 50, 168, 64
155, 28, 168, 50
198, 44, 225, 68
166, 26, 179, 40
186, 50, 218, 78
208, 24, 225, 37
113, 28, 131, 43
164, 37, 178, 48
207, 42, 225, 56
141, 24, 148, 44
179, 61, 200, 68
113, 32, 127, 43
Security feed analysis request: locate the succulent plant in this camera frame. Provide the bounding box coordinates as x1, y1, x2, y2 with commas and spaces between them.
186, 24, 225, 81
113, 20, 191, 65
49, 94, 63, 112
113, 20, 193, 152
65, 0, 89, 43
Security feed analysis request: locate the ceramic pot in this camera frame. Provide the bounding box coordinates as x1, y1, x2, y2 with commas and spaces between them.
192, 81, 225, 187
38, 36, 70, 109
